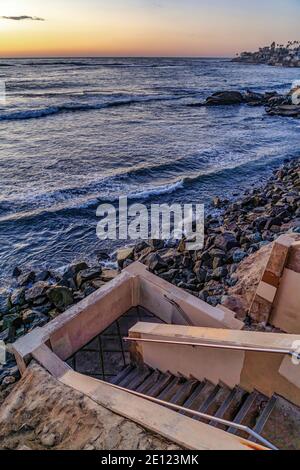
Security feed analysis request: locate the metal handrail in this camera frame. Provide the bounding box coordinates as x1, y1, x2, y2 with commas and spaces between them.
124, 336, 300, 360
105, 379, 278, 450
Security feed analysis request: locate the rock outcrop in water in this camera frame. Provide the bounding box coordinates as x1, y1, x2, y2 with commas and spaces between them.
191, 89, 300, 119
233, 41, 300, 68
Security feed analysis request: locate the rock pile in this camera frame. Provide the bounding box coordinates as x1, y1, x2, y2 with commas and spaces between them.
117, 158, 300, 316
0, 158, 299, 395
190, 89, 300, 119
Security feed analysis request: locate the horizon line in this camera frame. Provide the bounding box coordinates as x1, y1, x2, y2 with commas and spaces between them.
0, 55, 234, 59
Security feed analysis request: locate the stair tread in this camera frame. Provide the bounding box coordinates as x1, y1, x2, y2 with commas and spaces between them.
169, 379, 200, 406
228, 391, 269, 435
146, 372, 174, 397
255, 395, 300, 450
118, 366, 145, 388
189, 380, 216, 412
127, 366, 153, 391
198, 385, 221, 415
180, 382, 206, 414
252, 395, 278, 437
110, 365, 133, 385
210, 386, 248, 429
206, 384, 232, 417
136, 370, 161, 394
157, 376, 186, 402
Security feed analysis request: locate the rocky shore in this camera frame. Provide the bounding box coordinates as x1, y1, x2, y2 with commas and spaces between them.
190, 89, 300, 118
0, 157, 300, 401
233, 41, 300, 68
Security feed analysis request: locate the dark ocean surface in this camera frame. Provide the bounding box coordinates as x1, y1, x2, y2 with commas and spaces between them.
0, 57, 299, 283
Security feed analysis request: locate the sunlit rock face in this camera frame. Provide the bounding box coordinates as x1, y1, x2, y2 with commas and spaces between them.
291, 85, 300, 105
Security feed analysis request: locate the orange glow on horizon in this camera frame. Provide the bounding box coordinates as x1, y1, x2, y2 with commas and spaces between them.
0, 1, 299, 58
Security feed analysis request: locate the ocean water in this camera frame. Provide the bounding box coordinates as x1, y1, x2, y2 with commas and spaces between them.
0, 57, 299, 284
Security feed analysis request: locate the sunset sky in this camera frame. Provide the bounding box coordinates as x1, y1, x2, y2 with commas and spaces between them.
0, 0, 299, 57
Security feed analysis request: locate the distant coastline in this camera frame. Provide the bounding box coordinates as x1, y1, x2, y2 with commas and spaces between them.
233, 41, 300, 67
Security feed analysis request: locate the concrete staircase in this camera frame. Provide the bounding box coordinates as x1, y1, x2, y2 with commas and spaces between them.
110, 364, 300, 449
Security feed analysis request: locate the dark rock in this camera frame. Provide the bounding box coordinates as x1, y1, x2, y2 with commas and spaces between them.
0, 289, 10, 315
149, 239, 165, 250
134, 241, 149, 253
117, 247, 135, 268
0, 329, 9, 342
10, 288, 26, 308
159, 269, 180, 282
47, 286, 74, 311
21, 309, 37, 325
212, 196, 222, 208
76, 267, 102, 288
205, 91, 244, 106
266, 104, 300, 118
18, 271, 36, 287
193, 263, 207, 283
25, 281, 50, 303
30, 303, 52, 315
35, 270, 51, 282
61, 262, 89, 287
28, 312, 48, 330
2, 314, 21, 330
96, 250, 110, 261
211, 266, 228, 281
12, 267, 22, 278
146, 253, 168, 272
254, 216, 269, 231
214, 232, 239, 251
206, 296, 221, 307
209, 248, 227, 269
231, 249, 247, 263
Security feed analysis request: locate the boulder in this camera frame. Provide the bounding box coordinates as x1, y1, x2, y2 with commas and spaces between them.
9, 288, 25, 308
117, 247, 134, 268
205, 91, 244, 106
61, 262, 89, 287
266, 104, 300, 118
17, 271, 36, 287
211, 266, 228, 281
231, 249, 248, 263
35, 271, 51, 282
25, 282, 50, 303
145, 253, 168, 272
0, 289, 9, 315
193, 261, 207, 283
12, 267, 22, 278
2, 314, 20, 330
47, 286, 74, 311
76, 267, 102, 288
214, 232, 239, 252
100, 269, 119, 282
